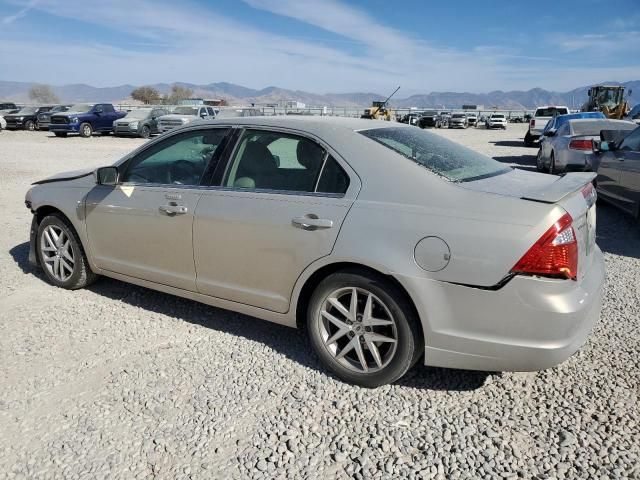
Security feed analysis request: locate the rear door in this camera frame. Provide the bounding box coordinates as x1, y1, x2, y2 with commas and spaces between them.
86, 127, 230, 290
193, 127, 360, 313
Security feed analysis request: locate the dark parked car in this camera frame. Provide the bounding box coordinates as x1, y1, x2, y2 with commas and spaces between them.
594, 126, 640, 219
4, 106, 53, 131
49, 103, 126, 137
113, 107, 168, 138
417, 110, 440, 128
37, 105, 72, 130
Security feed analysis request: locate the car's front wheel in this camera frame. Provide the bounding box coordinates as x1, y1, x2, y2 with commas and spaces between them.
140, 125, 151, 138
79, 122, 93, 138
25, 120, 36, 131
37, 214, 97, 289
307, 271, 422, 387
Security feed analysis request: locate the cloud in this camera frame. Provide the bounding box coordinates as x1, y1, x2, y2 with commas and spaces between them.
1, 0, 37, 25
0, 0, 638, 94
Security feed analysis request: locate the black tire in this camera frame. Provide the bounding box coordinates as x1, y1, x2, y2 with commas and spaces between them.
524, 131, 534, 147
25, 120, 36, 131
140, 125, 151, 139
36, 213, 97, 290
536, 149, 545, 172
549, 153, 556, 175
307, 270, 422, 388
54, 132, 67, 138
79, 122, 93, 138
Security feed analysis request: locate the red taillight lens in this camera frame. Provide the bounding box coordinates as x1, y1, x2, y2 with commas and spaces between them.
511, 213, 578, 280
569, 139, 592, 151
530, 119, 535, 128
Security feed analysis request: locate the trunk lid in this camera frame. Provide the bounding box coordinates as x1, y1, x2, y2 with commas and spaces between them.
461, 169, 597, 280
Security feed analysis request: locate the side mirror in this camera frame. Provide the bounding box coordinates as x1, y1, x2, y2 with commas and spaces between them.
95, 166, 118, 185
592, 140, 612, 153
544, 129, 556, 137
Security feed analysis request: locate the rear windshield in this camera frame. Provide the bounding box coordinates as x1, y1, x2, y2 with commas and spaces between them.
360, 127, 510, 182
571, 120, 637, 136
535, 107, 569, 117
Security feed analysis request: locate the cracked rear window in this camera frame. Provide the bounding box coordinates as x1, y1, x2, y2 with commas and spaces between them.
360, 127, 510, 182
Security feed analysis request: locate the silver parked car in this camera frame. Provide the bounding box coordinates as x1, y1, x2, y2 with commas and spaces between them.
25, 117, 604, 387
537, 118, 636, 174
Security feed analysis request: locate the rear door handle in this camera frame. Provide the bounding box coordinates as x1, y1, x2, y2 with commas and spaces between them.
159, 204, 188, 215
292, 215, 333, 231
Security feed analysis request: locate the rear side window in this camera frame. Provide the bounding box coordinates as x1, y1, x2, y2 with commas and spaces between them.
224, 129, 349, 195
317, 156, 349, 194
360, 127, 510, 182
619, 128, 640, 151
536, 107, 569, 117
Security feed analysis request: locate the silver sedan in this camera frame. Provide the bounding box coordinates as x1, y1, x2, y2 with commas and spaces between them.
25, 117, 604, 387
537, 118, 636, 174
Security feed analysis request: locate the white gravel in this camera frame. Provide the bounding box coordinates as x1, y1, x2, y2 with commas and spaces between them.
0, 127, 639, 479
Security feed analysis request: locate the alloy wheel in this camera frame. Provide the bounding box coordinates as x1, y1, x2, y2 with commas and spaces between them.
318, 287, 398, 373
40, 225, 75, 282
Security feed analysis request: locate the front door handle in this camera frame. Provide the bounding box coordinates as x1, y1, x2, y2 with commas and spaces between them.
292, 215, 333, 231
159, 204, 188, 215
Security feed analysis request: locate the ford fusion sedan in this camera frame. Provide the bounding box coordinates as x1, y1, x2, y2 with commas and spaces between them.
537, 119, 636, 174
114, 107, 168, 138
24, 117, 604, 387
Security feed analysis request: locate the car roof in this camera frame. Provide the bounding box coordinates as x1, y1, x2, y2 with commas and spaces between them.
193, 115, 408, 135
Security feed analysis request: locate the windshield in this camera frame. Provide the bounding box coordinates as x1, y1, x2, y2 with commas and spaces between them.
452, 114, 465, 118
17, 107, 37, 115
125, 109, 152, 119
68, 104, 94, 113
360, 127, 510, 182
51, 105, 68, 112
491, 114, 505, 119
173, 106, 198, 115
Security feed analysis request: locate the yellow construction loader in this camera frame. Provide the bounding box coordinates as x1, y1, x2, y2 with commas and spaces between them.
361, 86, 400, 121
581, 85, 631, 119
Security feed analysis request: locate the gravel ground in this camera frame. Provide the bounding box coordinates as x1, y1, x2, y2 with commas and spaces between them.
0, 127, 638, 480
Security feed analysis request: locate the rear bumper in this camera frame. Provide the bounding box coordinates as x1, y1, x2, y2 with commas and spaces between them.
397, 247, 605, 371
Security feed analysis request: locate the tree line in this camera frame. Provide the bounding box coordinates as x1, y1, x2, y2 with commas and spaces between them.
25, 83, 228, 106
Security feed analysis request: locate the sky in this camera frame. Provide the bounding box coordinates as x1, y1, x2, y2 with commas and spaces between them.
0, 0, 639, 95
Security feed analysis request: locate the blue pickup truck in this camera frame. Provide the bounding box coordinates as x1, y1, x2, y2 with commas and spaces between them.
49, 103, 126, 137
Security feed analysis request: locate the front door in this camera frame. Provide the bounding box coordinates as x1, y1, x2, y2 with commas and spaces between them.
85, 127, 230, 290
193, 128, 359, 313
616, 128, 640, 215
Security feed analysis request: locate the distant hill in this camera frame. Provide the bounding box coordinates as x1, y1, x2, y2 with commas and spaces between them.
1, 79, 638, 109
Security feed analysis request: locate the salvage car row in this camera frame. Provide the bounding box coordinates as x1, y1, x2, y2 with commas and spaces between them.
0, 102, 263, 138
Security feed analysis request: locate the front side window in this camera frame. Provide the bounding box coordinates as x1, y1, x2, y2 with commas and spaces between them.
619, 128, 640, 152
224, 130, 348, 194
360, 127, 510, 182
121, 128, 228, 185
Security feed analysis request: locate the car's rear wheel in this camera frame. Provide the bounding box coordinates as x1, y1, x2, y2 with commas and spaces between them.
140, 125, 151, 138
536, 149, 546, 172
549, 152, 556, 174
37, 214, 97, 289
25, 120, 36, 131
307, 271, 422, 387
79, 122, 93, 138
524, 131, 534, 147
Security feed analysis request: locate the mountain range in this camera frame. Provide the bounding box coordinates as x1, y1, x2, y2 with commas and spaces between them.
1, 80, 638, 110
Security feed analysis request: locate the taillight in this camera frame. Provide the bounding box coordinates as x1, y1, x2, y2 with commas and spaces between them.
569, 139, 592, 151
530, 119, 535, 128
511, 213, 578, 280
